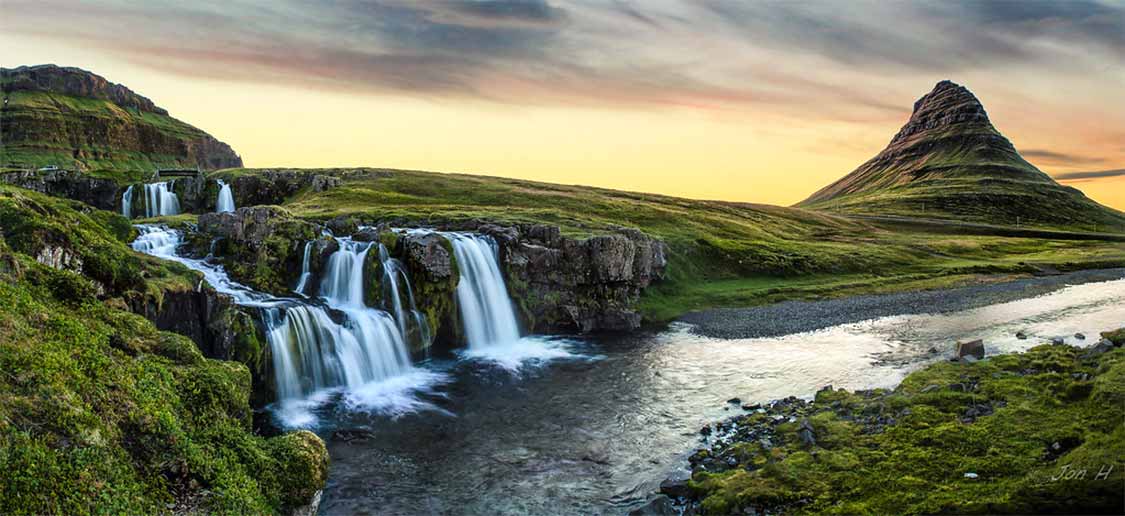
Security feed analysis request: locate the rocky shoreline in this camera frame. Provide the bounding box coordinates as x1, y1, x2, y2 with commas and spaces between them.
639, 328, 1125, 515
680, 268, 1125, 339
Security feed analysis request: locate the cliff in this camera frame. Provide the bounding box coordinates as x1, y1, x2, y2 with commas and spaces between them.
1, 64, 242, 172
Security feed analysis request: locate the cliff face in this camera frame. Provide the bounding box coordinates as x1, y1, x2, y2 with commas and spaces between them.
1, 64, 242, 171
799, 80, 1125, 231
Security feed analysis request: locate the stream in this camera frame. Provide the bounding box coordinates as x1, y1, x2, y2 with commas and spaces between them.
319, 277, 1125, 515
130, 225, 1124, 515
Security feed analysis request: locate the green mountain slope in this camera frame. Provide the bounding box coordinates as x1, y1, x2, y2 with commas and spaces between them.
1, 65, 241, 172
799, 80, 1125, 232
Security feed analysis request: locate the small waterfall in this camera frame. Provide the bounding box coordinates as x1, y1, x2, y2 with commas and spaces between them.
294, 241, 314, 295
378, 244, 433, 351
444, 233, 521, 348
121, 185, 134, 219
131, 226, 440, 426
143, 181, 180, 217
216, 179, 235, 213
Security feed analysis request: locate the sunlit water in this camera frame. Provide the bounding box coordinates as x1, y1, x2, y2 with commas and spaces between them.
320, 277, 1125, 515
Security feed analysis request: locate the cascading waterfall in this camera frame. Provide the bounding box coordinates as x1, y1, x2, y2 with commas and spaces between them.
143, 181, 181, 217
443, 233, 522, 348
293, 241, 315, 295
131, 226, 443, 427
121, 185, 134, 218
216, 179, 236, 213
378, 243, 433, 351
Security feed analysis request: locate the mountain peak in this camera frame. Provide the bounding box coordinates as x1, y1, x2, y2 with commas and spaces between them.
893, 80, 991, 144
798, 81, 1125, 231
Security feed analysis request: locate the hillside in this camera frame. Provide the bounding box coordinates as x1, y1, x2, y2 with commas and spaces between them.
208, 167, 1125, 321
0, 65, 241, 172
799, 81, 1125, 232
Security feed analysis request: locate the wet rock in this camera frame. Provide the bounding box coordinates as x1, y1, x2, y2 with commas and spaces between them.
659, 477, 692, 499
351, 227, 382, 242
955, 339, 985, 360
1016, 331, 1028, 340
797, 419, 816, 447
629, 495, 676, 516
727, 397, 742, 405
741, 402, 762, 411
401, 232, 454, 281
1081, 340, 1115, 359
1051, 337, 1066, 345
1074, 332, 1086, 340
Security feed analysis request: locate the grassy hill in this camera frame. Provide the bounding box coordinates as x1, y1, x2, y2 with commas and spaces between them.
799, 81, 1125, 233
1, 65, 241, 172
209, 167, 1125, 321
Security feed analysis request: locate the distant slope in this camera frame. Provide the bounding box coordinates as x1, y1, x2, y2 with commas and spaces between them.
0, 64, 241, 171
799, 80, 1125, 232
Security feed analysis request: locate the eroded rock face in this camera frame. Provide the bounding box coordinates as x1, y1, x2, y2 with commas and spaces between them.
0, 170, 121, 211
228, 169, 353, 207
470, 223, 667, 333
197, 206, 319, 295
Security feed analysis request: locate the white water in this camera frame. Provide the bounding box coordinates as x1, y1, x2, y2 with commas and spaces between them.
294, 241, 315, 295
216, 179, 235, 213
444, 233, 521, 347
378, 244, 433, 353
121, 185, 134, 218
439, 231, 577, 370
143, 181, 180, 217
131, 225, 445, 428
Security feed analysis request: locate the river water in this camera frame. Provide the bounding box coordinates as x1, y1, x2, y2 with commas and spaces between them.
318, 277, 1125, 515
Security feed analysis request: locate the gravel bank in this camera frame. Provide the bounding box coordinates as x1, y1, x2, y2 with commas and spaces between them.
680, 268, 1125, 339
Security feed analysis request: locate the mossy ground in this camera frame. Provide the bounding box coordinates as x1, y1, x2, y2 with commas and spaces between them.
209, 168, 1125, 323
686, 342, 1125, 515
0, 185, 327, 514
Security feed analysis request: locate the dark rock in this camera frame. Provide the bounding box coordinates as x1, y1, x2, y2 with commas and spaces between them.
955, 339, 985, 360
351, 227, 381, 242
1082, 340, 1114, 359
401, 233, 454, 281
741, 403, 762, 411
1051, 337, 1066, 345
797, 419, 816, 447
629, 495, 676, 516
659, 477, 692, 499
727, 397, 742, 405
1016, 331, 1028, 340
0, 169, 121, 211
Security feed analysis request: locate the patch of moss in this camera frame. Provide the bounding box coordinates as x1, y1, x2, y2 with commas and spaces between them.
687, 344, 1125, 514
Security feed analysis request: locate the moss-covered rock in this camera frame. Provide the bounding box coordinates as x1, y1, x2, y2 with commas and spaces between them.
681, 343, 1125, 515
0, 252, 326, 514
198, 206, 319, 295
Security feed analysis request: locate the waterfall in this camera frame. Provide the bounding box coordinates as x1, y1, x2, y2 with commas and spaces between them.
143, 181, 180, 217
294, 241, 314, 295
131, 226, 442, 427
378, 244, 433, 351
216, 179, 236, 213
443, 233, 521, 348
121, 185, 134, 219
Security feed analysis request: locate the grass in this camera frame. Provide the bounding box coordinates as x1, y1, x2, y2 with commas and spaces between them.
0, 186, 328, 513
688, 342, 1125, 514
0, 90, 212, 172
210, 167, 1125, 322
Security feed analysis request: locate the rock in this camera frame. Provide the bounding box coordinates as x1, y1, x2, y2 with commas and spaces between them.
400, 232, 454, 281
1074, 332, 1086, 340
727, 397, 741, 405
290, 490, 322, 516
351, 227, 381, 242
326, 215, 359, 236
741, 403, 762, 411
1101, 329, 1125, 346
1081, 340, 1114, 359
1051, 337, 1065, 345
198, 207, 320, 295
0, 169, 121, 211
629, 495, 676, 516
955, 339, 985, 360
1016, 331, 1028, 340
659, 477, 692, 499
310, 174, 341, 192
797, 419, 816, 447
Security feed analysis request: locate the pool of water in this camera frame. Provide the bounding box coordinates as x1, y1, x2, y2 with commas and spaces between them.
317, 278, 1125, 515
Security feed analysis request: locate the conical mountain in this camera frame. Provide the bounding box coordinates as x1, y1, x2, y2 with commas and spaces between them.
799, 80, 1125, 232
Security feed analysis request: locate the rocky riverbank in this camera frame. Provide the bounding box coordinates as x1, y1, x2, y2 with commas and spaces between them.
641, 329, 1125, 515
681, 268, 1125, 339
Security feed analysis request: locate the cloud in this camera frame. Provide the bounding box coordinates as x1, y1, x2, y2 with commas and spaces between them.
2, 0, 1123, 120
1054, 168, 1125, 181
1022, 149, 1107, 167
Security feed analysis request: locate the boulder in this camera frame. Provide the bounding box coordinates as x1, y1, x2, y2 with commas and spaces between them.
198, 207, 319, 295
955, 339, 985, 360
629, 495, 676, 515
401, 232, 454, 281
658, 477, 691, 499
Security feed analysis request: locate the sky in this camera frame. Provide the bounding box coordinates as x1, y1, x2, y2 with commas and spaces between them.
3, 0, 1124, 210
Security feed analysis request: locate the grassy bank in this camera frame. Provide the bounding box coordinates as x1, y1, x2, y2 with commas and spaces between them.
0, 185, 327, 514
684, 336, 1125, 514
210, 167, 1125, 322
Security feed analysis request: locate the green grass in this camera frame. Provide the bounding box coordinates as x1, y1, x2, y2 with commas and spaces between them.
0, 187, 328, 514
211, 167, 1125, 322
688, 343, 1125, 514
0, 90, 212, 172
